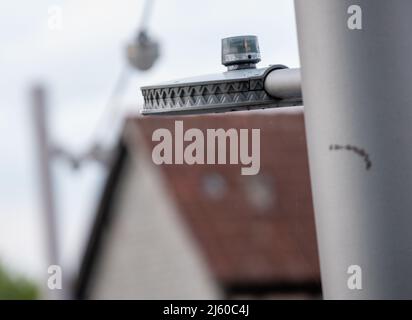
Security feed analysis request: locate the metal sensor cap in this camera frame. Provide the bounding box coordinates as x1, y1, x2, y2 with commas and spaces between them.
222, 35, 261, 70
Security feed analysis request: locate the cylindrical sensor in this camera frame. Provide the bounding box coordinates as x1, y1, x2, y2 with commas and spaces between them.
221, 35, 261, 70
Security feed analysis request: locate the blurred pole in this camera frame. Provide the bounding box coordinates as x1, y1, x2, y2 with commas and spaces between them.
295, 0, 412, 298
32, 85, 61, 299
139, 0, 155, 32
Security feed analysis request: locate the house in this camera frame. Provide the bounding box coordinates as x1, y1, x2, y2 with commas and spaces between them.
74, 109, 321, 299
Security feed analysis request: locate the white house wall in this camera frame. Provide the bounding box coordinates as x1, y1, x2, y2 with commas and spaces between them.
87, 130, 221, 299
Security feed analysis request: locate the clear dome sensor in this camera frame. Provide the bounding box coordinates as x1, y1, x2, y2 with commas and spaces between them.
221, 35, 261, 70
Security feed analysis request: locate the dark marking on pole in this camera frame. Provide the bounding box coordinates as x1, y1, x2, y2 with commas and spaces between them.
329, 144, 372, 170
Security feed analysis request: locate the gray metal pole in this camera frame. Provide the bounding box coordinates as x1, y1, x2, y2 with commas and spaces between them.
295, 0, 412, 299
32, 86, 61, 299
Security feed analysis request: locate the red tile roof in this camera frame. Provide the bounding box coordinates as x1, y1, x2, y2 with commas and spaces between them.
129, 110, 320, 288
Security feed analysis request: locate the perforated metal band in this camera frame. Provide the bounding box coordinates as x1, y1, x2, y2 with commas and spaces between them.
141, 65, 299, 115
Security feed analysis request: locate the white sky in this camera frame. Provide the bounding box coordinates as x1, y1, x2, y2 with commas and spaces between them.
0, 0, 299, 284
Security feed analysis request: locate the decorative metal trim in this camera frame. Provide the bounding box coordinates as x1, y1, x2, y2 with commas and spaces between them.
141, 65, 295, 115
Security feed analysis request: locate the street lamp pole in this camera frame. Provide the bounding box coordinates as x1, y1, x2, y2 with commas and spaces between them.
295, 0, 412, 299
32, 86, 61, 299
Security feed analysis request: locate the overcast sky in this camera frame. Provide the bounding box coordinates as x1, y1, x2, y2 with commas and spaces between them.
0, 0, 299, 284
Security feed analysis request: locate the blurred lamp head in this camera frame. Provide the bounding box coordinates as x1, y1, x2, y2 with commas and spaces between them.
127, 30, 160, 71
